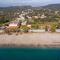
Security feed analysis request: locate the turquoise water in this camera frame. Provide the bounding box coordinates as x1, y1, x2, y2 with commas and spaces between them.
0, 48, 60, 60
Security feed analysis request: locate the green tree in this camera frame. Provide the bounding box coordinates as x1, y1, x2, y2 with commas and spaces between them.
20, 26, 30, 33
51, 24, 56, 32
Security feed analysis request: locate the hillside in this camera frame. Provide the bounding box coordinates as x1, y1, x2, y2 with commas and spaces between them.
0, 4, 60, 10
42, 4, 60, 10
0, 6, 33, 11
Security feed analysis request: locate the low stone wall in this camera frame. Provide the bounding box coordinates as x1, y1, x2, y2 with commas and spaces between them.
28, 29, 45, 33
56, 29, 60, 32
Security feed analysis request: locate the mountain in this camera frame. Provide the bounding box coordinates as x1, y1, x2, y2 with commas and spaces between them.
42, 4, 60, 10
0, 4, 60, 11
0, 6, 33, 11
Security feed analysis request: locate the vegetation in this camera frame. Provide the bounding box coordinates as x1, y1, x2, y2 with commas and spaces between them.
31, 23, 40, 29
56, 23, 60, 29
20, 26, 30, 33
51, 24, 56, 32
5, 27, 19, 33
1, 4, 60, 33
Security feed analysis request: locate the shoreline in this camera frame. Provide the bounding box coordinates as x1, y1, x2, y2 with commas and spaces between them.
0, 33, 60, 48
0, 44, 60, 48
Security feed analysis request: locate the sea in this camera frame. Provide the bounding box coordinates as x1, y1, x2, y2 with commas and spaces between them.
0, 48, 60, 60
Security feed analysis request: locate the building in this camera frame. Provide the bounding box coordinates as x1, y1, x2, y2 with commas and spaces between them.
21, 21, 27, 26
40, 14, 46, 19
32, 16, 39, 19
9, 22, 20, 27
27, 24, 31, 29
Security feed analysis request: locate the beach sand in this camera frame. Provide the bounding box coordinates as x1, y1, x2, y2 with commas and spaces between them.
0, 33, 60, 48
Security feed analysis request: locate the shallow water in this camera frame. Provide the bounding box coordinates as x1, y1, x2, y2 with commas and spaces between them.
0, 48, 60, 60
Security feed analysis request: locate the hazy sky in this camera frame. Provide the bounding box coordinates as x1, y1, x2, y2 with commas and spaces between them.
0, 0, 60, 7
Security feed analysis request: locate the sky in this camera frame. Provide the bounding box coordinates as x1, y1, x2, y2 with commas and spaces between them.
0, 0, 60, 7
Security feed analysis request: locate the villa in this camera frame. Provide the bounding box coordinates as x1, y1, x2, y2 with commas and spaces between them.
9, 22, 20, 27
40, 14, 47, 19
27, 24, 31, 28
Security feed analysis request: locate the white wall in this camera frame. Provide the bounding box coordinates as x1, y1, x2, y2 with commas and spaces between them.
56, 29, 60, 32
28, 29, 45, 33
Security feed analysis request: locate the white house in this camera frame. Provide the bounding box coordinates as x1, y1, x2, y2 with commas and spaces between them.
32, 16, 39, 19
21, 21, 27, 26
19, 15, 25, 21
40, 14, 46, 19
9, 22, 19, 27
27, 25, 31, 28
26, 16, 32, 20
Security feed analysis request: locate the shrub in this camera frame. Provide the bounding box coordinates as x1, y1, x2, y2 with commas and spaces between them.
51, 24, 56, 32
5, 27, 19, 33
31, 24, 39, 29
45, 26, 48, 31
57, 23, 60, 29
20, 26, 29, 33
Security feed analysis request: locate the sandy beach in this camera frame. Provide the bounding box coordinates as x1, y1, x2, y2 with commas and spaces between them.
0, 33, 60, 48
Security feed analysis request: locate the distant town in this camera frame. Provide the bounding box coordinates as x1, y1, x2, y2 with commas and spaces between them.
0, 4, 60, 34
